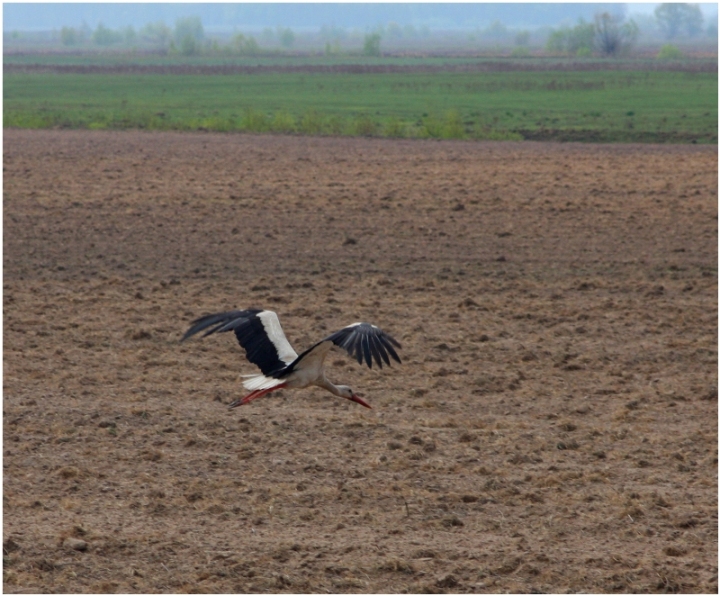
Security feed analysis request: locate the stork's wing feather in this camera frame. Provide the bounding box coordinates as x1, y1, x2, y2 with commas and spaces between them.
182, 309, 298, 377
323, 322, 402, 369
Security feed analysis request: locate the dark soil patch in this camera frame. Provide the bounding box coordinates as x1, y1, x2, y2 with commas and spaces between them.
4, 58, 718, 76
517, 128, 717, 144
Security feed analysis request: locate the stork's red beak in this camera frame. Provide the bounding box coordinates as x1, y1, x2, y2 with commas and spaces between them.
350, 393, 372, 409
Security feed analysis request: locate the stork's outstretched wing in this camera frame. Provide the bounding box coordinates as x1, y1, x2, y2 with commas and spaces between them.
323, 322, 402, 369
182, 309, 298, 377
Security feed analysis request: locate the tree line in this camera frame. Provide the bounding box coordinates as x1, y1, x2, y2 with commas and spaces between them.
52, 4, 715, 57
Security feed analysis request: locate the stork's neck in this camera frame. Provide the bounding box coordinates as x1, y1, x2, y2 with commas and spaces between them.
315, 375, 343, 396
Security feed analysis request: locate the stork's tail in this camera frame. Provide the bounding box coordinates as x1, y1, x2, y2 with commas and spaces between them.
242, 373, 285, 392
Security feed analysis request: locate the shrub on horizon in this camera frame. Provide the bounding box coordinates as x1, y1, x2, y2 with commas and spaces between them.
352, 114, 378, 136
657, 44, 684, 59
363, 32, 382, 57
242, 108, 269, 132
271, 111, 296, 134
384, 117, 406, 138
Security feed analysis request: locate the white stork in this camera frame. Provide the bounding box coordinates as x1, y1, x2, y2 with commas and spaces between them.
181, 309, 401, 409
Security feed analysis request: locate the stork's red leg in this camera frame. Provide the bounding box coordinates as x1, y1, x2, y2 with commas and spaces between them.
228, 383, 288, 409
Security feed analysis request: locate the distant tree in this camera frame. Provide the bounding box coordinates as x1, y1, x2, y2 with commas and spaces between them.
174, 16, 204, 55
92, 23, 122, 46
515, 30, 530, 46
60, 26, 79, 46
278, 27, 295, 48
123, 25, 137, 45
233, 33, 260, 55
175, 16, 203, 41
386, 22, 403, 39
655, 3, 704, 39
483, 20, 509, 40
180, 36, 198, 55
568, 19, 596, 54
546, 19, 595, 55
139, 21, 171, 47
594, 12, 638, 56
546, 28, 568, 53
251, 37, 261, 53
363, 32, 382, 56
79, 21, 92, 40
261, 27, 275, 44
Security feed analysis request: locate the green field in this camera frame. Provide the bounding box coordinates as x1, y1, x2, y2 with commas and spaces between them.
4, 67, 717, 142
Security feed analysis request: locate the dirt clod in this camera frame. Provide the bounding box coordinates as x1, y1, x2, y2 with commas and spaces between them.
435, 574, 459, 588
3, 538, 20, 554
63, 538, 88, 552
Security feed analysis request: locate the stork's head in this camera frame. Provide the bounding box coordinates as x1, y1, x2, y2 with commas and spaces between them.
336, 385, 372, 409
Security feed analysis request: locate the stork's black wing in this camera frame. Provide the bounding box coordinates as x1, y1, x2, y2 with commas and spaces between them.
181, 309, 298, 377
324, 322, 402, 369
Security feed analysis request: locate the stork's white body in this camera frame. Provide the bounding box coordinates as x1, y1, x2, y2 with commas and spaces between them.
241, 340, 334, 391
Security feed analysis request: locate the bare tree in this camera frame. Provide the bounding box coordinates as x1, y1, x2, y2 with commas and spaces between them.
594, 12, 638, 56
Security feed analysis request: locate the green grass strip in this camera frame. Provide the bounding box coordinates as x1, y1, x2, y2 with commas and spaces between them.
4, 70, 717, 142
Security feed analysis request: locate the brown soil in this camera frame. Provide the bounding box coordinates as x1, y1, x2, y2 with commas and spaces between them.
4, 59, 718, 75
3, 129, 717, 594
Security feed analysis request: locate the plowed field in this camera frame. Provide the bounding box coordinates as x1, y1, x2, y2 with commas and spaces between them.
3, 129, 717, 593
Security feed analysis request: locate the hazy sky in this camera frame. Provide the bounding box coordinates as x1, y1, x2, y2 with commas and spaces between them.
5, 2, 716, 32
628, 2, 717, 14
